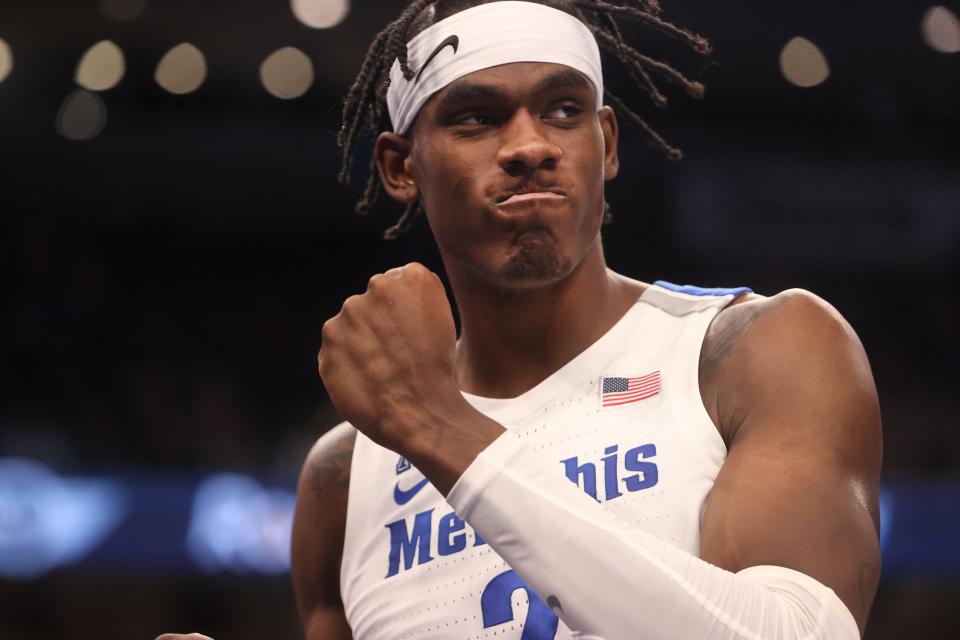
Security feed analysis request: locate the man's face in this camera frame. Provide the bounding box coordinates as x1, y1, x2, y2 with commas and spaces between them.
404, 62, 619, 292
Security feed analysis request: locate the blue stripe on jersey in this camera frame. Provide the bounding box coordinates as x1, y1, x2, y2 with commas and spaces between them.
653, 280, 753, 298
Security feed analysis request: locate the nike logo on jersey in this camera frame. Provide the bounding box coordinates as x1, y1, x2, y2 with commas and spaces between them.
415, 35, 459, 83
394, 476, 430, 505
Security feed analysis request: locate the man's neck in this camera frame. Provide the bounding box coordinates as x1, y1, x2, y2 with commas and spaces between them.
450, 240, 646, 399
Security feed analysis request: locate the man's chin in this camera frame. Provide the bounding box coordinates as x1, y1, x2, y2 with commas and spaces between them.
499, 230, 572, 283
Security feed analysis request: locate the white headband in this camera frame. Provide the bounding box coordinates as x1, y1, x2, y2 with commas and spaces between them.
386, 1, 604, 135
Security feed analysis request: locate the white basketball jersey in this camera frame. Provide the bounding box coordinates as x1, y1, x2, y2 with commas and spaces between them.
340, 282, 746, 639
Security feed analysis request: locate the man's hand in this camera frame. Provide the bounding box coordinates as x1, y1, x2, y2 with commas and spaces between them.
317, 263, 500, 485
155, 634, 214, 640
317, 263, 459, 452
318, 262, 458, 452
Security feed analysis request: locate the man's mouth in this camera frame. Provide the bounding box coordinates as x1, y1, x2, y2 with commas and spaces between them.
496, 191, 567, 206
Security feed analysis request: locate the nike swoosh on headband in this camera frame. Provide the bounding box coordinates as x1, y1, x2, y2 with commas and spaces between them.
393, 477, 430, 505
415, 34, 460, 83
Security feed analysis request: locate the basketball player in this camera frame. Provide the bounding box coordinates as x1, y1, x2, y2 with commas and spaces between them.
159, 1, 882, 638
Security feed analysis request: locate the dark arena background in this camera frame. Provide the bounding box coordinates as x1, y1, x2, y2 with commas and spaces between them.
1, 1, 959, 638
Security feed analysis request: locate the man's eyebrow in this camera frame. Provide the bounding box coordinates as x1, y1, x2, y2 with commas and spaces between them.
434, 82, 508, 110
434, 69, 594, 111
535, 69, 594, 95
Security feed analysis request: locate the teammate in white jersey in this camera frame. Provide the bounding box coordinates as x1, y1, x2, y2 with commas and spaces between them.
160, 1, 882, 639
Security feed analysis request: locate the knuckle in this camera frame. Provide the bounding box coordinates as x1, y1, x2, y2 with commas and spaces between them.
368, 273, 384, 290
321, 318, 336, 341
317, 349, 334, 378
404, 262, 433, 283
385, 265, 406, 279
341, 294, 361, 312
406, 261, 428, 276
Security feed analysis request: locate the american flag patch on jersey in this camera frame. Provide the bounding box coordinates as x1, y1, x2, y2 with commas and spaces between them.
601, 371, 662, 407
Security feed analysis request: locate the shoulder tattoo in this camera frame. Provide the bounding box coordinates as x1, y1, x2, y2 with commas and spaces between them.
305, 426, 357, 502
699, 295, 788, 387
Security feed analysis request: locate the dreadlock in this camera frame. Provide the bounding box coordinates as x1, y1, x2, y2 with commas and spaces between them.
338, 0, 711, 239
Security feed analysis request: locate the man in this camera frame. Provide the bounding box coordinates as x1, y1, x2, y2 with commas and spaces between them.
162, 1, 882, 638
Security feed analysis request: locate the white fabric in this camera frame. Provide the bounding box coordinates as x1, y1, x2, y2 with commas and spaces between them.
339, 285, 736, 638
386, 1, 604, 134
446, 427, 861, 640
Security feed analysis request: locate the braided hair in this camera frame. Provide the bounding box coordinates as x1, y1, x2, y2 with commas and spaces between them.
338, 0, 711, 239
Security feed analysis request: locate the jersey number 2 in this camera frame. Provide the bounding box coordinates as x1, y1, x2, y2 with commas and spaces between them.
480, 569, 559, 639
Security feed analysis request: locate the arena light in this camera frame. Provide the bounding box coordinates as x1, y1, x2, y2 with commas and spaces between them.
56, 89, 108, 141
0, 459, 127, 579
779, 36, 830, 88
291, 0, 350, 29
0, 38, 12, 84
260, 46, 314, 99
922, 6, 960, 53
99, 0, 149, 21
155, 43, 207, 95
186, 474, 295, 575
75, 40, 126, 91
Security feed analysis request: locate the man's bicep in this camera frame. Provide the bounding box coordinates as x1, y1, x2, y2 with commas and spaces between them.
290, 423, 356, 640
700, 432, 880, 630
699, 291, 882, 633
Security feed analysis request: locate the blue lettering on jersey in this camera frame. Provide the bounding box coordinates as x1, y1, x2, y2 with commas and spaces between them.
437, 511, 466, 555
385, 508, 434, 577
562, 442, 658, 502
385, 509, 486, 578
623, 443, 659, 492
561, 456, 599, 501
383, 441, 658, 578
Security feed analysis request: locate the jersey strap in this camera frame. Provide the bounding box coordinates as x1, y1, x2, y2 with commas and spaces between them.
653, 280, 753, 298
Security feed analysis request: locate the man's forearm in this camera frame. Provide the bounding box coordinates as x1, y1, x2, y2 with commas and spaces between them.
446, 431, 860, 640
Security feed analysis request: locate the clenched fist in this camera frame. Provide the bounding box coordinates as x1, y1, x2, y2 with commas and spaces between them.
318, 263, 460, 453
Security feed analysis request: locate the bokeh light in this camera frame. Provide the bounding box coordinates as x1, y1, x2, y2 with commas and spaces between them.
99, 0, 149, 22
260, 47, 314, 99
186, 474, 295, 575
56, 89, 108, 141
0, 38, 12, 84
155, 43, 208, 95
779, 36, 831, 88
0, 459, 128, 579
291, 0, 350, 29
922, 6, 960, 54
75, 40, 126, 91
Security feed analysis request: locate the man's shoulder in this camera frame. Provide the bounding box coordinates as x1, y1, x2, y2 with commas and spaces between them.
710, 289, 856, 349
700, 288, 873, 441
291, 422, 357, 633
300, 421, 358, 503
704, 288, 853, 364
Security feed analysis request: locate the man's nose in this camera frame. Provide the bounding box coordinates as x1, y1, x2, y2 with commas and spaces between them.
496, 112, 562, 173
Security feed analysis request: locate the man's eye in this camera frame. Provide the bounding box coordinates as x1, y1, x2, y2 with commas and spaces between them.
457, 113, 492, 126
546, 104, 583, 119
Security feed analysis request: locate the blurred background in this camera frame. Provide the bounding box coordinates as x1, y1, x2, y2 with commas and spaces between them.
1, 0, 958, 638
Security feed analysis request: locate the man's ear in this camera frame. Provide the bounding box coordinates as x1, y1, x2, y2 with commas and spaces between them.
598, 106, 620, 181
374, 132, 418, 204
